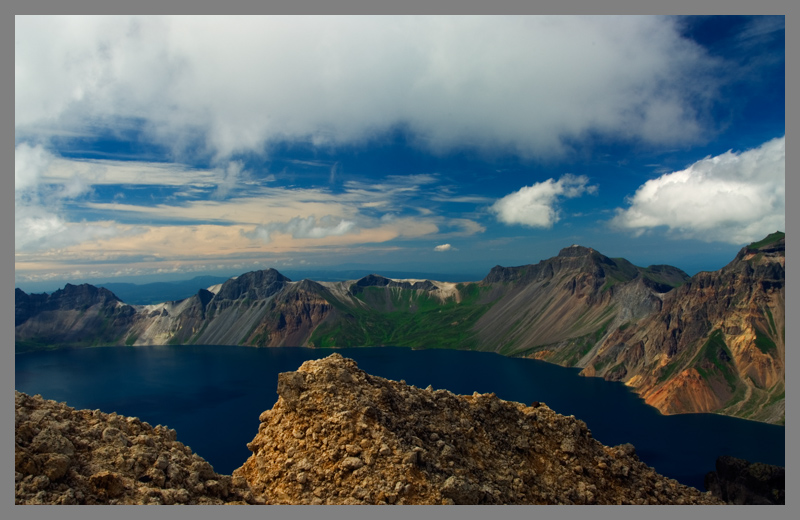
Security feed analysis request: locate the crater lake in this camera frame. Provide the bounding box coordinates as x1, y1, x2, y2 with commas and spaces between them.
14, 344, 785, 491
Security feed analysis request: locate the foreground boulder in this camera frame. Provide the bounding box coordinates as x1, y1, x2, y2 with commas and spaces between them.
234, 353, 722, 504
15, 392, 259, 505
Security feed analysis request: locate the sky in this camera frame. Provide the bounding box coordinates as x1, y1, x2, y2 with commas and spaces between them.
14, 15, 785, 290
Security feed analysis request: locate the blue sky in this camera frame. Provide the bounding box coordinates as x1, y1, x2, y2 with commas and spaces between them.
14, 15, 785, 289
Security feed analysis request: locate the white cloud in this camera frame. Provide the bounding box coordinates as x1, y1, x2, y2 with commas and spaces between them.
491, 174, 597, 228
15, 144, 130, 252
15, 143, 53, 192
610, 136, 785, 244
16, 16, 723, 160
434, 243, 454, 252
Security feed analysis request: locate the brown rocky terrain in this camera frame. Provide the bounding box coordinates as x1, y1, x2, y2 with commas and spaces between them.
15, 391, 260, 505
233, 354, 722, 505
16, 354, 725, 505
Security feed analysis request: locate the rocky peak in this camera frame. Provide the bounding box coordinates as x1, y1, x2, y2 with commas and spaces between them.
15, 284, 122, 327
482, 245, 623, 286
51, 283, 121, 309
730, 232, 784, 271
293, 279, 326, 293
353, 275, 436, 292
214, 269, 291, 301
354, 274, 392, 287
481, 265, 518, 284
15, 289, 47, 326
234, 354, 722, 505
558, 244, 597, 258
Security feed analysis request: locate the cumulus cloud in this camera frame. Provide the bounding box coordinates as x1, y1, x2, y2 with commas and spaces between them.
16, 16, 724, 160
491, 174, 597, 228
434, 243, 454, 252
610, 136, 785, 244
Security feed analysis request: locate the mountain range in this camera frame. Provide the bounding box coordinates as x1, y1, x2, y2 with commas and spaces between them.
15, 232, 785, 425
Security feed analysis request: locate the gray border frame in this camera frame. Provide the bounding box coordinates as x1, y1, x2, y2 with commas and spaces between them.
7, 3, 793, 520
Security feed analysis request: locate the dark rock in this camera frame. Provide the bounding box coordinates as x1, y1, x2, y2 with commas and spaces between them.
704, 455, 785, 504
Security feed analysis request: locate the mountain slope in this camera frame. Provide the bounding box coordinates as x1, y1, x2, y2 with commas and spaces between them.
581, 232, 785, 424
15, 284, 137, 352
472, 246, 689, 363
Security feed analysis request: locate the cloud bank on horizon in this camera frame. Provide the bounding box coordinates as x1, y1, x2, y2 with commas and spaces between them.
14, 16, 785, 285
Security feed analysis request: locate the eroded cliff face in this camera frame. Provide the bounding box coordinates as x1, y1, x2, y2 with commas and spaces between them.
583, 233, 785, 424
234, 354, 721, 505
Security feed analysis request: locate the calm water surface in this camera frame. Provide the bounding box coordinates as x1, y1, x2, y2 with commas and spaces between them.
15, 345, 785, 490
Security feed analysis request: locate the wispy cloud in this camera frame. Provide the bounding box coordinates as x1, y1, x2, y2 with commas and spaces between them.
247, 216, 357, 243
14, 149, 490, 280
610, 136, 784, 244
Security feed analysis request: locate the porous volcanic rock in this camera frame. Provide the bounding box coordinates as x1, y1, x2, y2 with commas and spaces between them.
15, 391, 260, 505
234, 353, 722, 505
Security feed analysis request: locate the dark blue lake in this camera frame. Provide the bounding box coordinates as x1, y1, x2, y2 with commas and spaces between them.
15, 345, 785, 491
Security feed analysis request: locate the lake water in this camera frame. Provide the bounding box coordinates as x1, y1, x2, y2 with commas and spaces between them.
14, 345, 785, 491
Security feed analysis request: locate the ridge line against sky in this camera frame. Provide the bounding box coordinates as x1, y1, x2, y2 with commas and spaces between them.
14, 15, 784, 288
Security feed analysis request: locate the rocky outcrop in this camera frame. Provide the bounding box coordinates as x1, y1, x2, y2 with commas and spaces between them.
704, 455, 785, 504
213, 269, 290, 302
234, 354, 722, 505
15, 391, 259, 505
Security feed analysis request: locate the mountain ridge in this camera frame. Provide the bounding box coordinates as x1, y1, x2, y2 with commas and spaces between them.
15, 232, 785, 424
